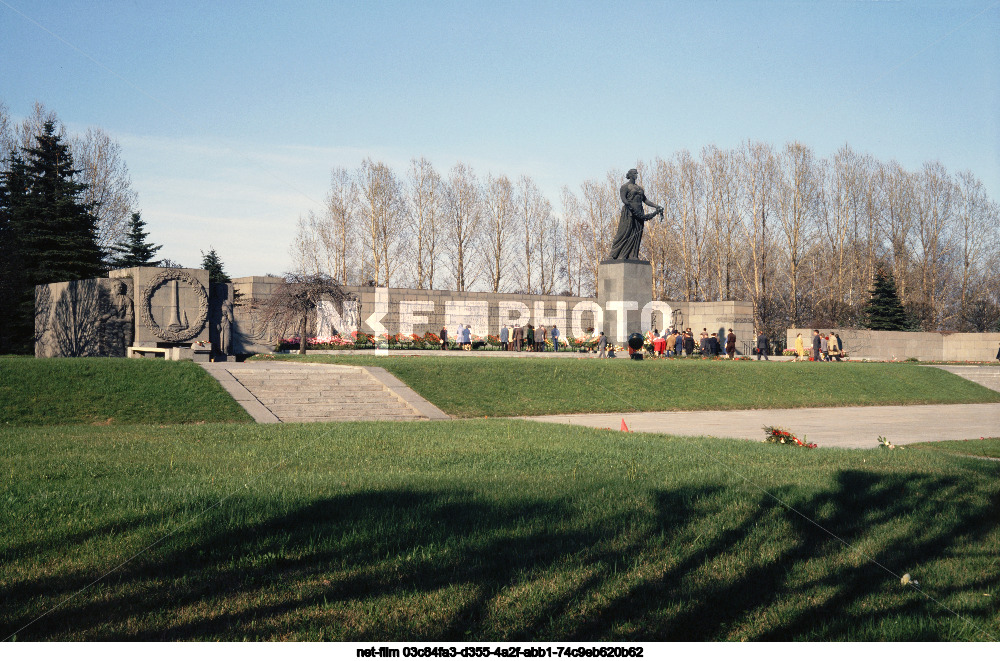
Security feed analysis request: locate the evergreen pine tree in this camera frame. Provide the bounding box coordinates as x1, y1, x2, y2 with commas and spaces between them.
0, 152, 32, 352
862, 269, 911, 331
19, 121, 105, 284
0, 123, 104, 352
200, 248, 231, 284
110, 212, 162, 268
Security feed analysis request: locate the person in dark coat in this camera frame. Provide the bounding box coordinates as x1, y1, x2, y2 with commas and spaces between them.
683, 331, 695, 356
439, 327, 448, 350
597, 332, 608, 358
726, 329, 737, 359
812, 330, 822, 362
756, 331, 769, 360
711, 333, 723, 356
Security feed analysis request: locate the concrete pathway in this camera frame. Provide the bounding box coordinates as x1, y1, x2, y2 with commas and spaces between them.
524, 402, 1000, 449
201, 362, 449, 423
521, 362, 1000, 448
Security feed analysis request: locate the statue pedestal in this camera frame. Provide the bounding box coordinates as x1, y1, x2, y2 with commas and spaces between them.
597, 259, 652, 345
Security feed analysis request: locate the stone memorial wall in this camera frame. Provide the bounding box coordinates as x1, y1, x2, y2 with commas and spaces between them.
32, 267, 763, 358
231, 277, 755, 350
786, 328, 1000, 362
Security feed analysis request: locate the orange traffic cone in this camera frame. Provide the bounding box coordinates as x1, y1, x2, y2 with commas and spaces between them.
620, 418, 629, 432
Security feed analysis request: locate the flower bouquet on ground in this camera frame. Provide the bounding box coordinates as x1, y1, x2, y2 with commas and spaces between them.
762, 425, 817, 448
877, 435, 899, 450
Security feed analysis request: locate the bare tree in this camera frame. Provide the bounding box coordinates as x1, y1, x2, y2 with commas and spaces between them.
644, 157, 677, 300
444, 162, 481, 292
819, 145, 871, 323
289, 167, 359, 285
676, 151, 708, 299
560, 186, 586, 296
515, 175, 541, 293
406, 157, 443, 289
776, 142, 821, 326
72, 127, 139, 249
913, 161, 954, 328
357, 158, 405, 287
0, 100, 14, 160
880, 161, 916, 302
537, 200, 560, 294
482, 172, 515, 292
954, 170, 991, 329
274, 144, 1000, 332
326, 167, 359, 285
258, 273, 352, 355
703, 145, 740, 301
732, 141, 778, 331
575, 173, 619, 296
11, 102, 60, 151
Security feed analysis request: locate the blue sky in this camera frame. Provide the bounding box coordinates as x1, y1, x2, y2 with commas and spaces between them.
2, 0, 998, 277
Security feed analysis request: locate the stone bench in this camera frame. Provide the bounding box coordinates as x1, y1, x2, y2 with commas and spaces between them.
127, 346, 168, 359
127, 346, 211, 361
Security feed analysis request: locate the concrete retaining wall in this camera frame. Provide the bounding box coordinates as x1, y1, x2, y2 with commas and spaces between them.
786, 328, 1000, 362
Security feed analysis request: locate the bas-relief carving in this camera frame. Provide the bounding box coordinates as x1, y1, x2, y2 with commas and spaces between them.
139, 269, 209, 342
36, 278, 130, 357
112, 278, 134, 355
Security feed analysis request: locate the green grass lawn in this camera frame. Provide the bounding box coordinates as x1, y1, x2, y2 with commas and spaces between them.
911, 438, 1000, 459
254, 354, 1000, 417
3, 420, 997, 641
0, 356, 252, 426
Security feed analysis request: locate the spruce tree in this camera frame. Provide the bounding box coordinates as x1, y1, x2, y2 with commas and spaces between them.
0, 123, 104, 352
862, 269, 910, 331
19, 121, 105, 284
110, 212, 161, 268
0, 152, 32, 352
200, 248, 231, 283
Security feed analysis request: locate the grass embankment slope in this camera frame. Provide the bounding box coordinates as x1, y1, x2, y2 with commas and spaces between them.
3, 357, 997, 640
258, 354, 1000, 417
3, 420, 998, 641
0, 356, 251, 425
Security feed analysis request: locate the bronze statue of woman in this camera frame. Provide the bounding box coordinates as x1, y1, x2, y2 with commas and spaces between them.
607, 168, 663, 261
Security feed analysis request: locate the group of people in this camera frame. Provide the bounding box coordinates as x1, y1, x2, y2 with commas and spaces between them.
793, 330, 844, 361
438, 325, 475, 351
498, 324, 561, 351
640, 328, 742, 359
435, 324, 853, 362
438, 324, 564, 352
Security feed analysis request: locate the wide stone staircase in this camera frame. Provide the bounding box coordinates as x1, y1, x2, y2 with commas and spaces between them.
204, 362, 447, 423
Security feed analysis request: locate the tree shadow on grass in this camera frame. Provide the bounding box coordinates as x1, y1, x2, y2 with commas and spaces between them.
3, 470, 998, 641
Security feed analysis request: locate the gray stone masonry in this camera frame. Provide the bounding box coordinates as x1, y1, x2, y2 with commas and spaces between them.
226, 276, 758, 352
596, 260, 652, 344
786, 328, 1000, 362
